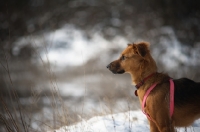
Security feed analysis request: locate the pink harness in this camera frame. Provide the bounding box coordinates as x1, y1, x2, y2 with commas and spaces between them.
142, 79, 174, 120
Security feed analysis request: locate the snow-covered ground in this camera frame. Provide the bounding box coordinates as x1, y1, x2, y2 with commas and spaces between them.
53, 110, 200, 132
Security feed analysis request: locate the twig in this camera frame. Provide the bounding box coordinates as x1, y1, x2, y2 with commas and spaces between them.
0, 96, 19, 131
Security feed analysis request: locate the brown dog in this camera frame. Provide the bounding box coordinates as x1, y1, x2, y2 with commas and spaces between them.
107, 42, 200, 132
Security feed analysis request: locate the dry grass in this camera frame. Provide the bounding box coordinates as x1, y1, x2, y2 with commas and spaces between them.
0, 45, 140, 132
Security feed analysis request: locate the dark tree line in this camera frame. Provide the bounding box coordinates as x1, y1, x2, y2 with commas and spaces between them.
1, 0, 200, 46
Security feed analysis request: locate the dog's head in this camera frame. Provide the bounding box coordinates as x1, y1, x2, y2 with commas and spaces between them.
107, 42, 157, 77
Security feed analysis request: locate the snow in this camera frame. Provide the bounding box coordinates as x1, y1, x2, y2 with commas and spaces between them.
13, 25, 200, 72
13, 24, 128, 68
150, 26, 200, 70
53, 110, 200, 132
58, 83, 85, 97
53, 110, 149, 132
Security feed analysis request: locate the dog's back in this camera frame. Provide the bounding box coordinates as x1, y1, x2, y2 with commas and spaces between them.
172, 78, 200, 126
174, 78, 200, 107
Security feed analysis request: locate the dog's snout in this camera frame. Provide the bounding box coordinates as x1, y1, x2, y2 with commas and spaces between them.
107, 63, 111, 69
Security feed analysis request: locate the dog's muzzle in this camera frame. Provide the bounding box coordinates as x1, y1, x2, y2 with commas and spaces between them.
106, 62, 125, 74
106, 63, 111, 69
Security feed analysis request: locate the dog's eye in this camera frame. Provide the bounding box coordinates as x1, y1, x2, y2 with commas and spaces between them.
121, 56, 126, 60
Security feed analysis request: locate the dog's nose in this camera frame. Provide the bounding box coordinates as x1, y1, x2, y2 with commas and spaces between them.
107, 63, 111, 69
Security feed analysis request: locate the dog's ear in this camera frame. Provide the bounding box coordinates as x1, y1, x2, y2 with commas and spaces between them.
136, 42, 150, 57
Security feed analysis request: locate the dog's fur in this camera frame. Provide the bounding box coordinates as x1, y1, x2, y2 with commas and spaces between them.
107, 42, 200, 132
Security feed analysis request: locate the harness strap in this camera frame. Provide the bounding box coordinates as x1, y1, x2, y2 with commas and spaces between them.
142, 79, 174, 120
169, 79, 174, 117
142, 83, 157, 119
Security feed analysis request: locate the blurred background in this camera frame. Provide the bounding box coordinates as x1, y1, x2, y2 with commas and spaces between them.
1, 0, 200, 131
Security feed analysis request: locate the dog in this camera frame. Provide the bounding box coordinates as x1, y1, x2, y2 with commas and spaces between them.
107, 42, 200, 132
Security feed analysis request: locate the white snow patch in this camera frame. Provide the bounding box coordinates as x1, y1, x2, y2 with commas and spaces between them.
13, 24, 128, 68
150, 26, 200, 70
58, 83, 85, 97
52, 110, 200, 132
53, 110, 149, 132
13, 25, 200, 71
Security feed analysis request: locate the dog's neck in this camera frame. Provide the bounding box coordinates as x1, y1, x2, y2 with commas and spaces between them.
130, 71, 157, 88
134, 72, 156, 89
135, 73, 156, 89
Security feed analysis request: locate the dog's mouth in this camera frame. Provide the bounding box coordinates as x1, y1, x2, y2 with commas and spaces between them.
112, 70, 125, 74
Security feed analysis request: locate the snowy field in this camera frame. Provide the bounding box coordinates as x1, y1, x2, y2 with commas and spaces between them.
53, 110, 200, 132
